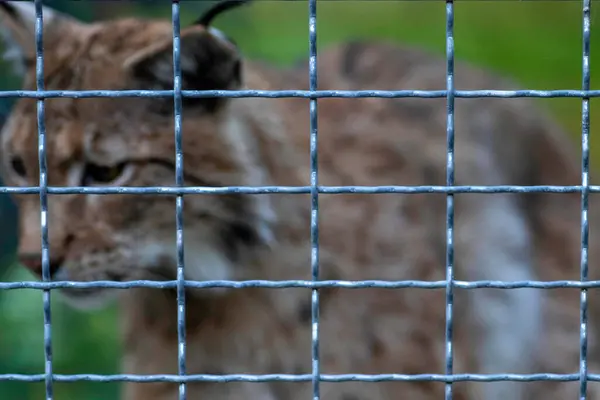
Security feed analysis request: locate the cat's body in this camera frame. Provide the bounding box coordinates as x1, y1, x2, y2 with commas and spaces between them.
0, 2, 599, 399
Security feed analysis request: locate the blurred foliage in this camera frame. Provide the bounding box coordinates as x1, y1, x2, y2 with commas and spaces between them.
1, 0, 600, 398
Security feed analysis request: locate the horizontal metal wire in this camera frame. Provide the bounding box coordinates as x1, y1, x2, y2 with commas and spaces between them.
3, 279, 600, 290
0, 373, 597, 383
0, 185, 595, 195
0, 89, 599, 99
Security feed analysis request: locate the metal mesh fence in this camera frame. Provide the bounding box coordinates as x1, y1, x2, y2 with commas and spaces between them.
0, 0, 595, 399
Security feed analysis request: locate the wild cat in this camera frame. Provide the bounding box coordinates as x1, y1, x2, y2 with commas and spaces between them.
0, 0, 599, 399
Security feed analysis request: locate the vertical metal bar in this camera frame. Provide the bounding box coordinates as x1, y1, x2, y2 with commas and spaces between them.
444, 1, 455, 400
308, 0, 320, 399
580, 0, 591, 399
34, 0, 53, 399
171, 1, 187, 399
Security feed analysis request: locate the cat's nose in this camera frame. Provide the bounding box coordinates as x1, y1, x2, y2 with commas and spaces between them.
18, 253, 63, 279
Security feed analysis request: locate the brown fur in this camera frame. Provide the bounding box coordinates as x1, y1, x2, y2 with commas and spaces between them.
1, 2, 600, 400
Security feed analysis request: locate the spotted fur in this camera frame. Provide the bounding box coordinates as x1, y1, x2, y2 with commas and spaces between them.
1, 2, 600, 399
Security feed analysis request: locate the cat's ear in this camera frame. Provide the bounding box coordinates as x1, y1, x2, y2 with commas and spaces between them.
123, 0, 249, 113
123, 24, 242, 115
0, 1, 85, 74
124, 26, 242, 113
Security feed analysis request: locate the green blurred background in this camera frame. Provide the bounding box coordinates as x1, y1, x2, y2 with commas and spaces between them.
1, 0, 600, 398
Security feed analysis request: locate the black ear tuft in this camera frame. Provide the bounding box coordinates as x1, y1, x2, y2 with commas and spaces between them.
194, 0, 252, 28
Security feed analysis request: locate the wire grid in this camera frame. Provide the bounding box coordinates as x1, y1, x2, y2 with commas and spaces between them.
0, 0, 595, 399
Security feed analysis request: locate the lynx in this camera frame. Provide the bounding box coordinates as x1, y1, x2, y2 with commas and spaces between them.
1, 1, 599, 399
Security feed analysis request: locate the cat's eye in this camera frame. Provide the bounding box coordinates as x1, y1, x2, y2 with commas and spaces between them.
10, 156, 26, 177
83, 162, 127, 185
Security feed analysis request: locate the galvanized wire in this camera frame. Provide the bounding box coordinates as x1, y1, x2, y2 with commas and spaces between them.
170, 2, 187, 399
308, 0, 320, 399
0, 89, 600, 99
444, 1, 455, 399
580, 0, 592, 398
34, 1, 53, 399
